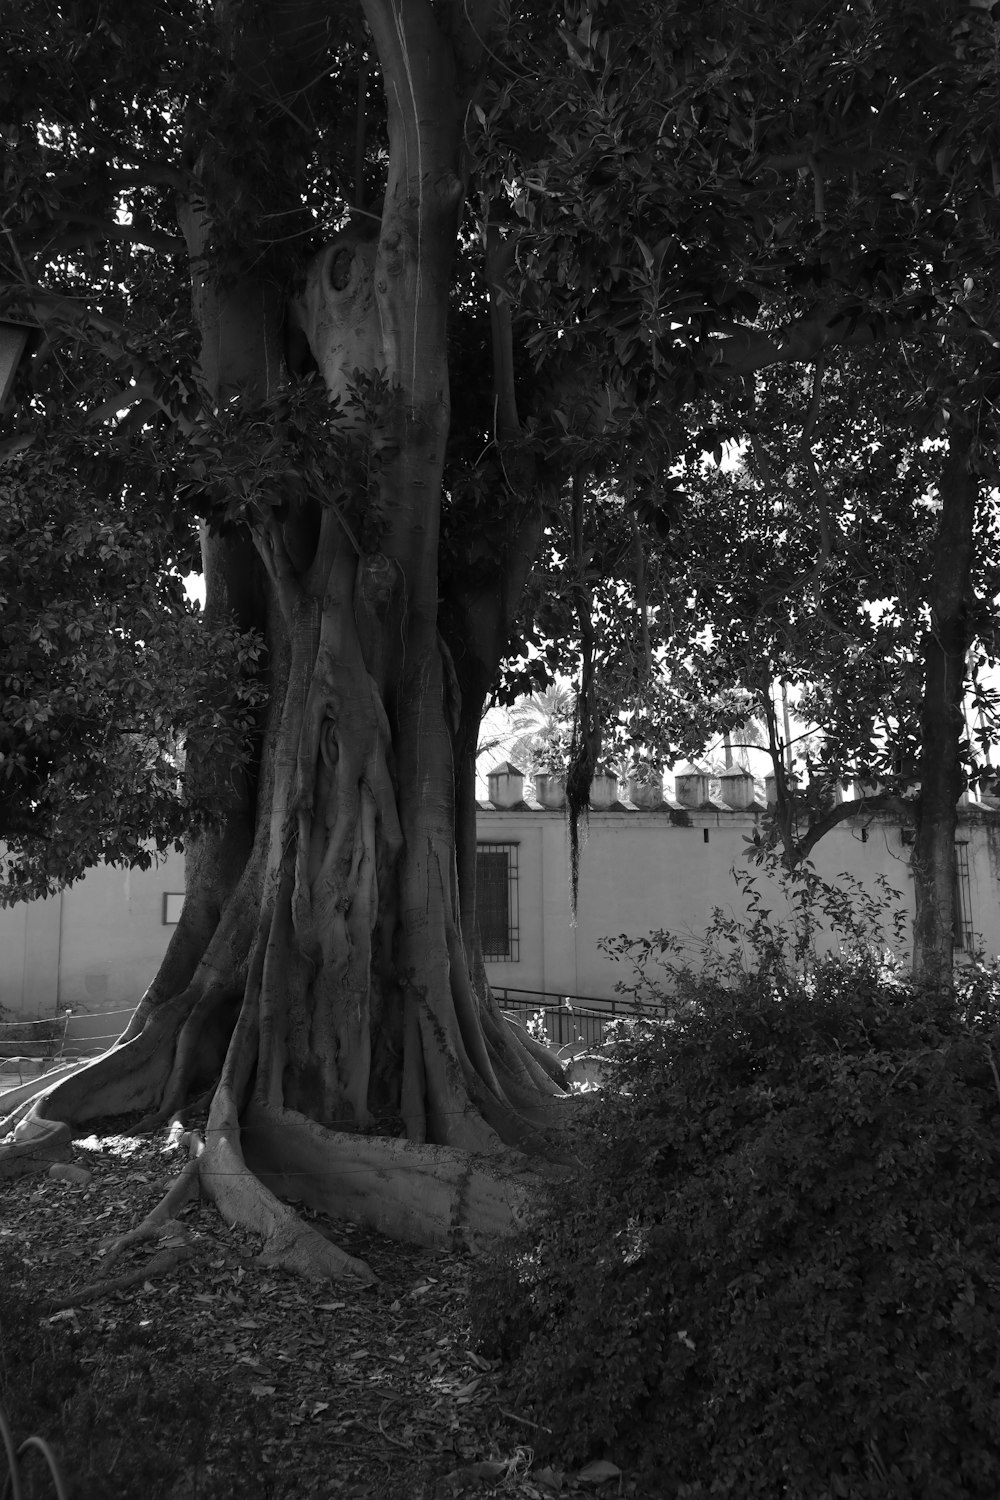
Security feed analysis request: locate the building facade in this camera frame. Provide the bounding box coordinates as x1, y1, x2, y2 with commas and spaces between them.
3, 765, 1000, 1037
476, 765, 1000, 1000
0, 851, 185, 1046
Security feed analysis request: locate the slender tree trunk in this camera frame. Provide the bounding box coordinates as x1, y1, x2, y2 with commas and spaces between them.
911, 426, 978, 987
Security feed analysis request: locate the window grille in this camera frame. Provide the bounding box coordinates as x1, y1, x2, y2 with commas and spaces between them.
954, 841, 975, 951
476, 843, 519, 961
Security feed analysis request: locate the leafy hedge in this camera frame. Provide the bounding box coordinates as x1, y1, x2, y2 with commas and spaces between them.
473, 956, 1000, 1498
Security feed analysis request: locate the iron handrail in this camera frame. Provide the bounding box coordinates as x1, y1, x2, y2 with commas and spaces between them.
495, 985, 664, 1051
491, 984, 652, 1013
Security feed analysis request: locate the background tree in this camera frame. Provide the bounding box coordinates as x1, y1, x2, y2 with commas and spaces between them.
480, 1, 1000, 981
515, 340, 1000, 981
620, 340, 1000, 981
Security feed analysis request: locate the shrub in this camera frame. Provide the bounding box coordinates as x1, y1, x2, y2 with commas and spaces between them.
473, 954, 1000, 1498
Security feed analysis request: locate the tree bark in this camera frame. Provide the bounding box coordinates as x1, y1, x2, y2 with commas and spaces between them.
911, 426, 979, 987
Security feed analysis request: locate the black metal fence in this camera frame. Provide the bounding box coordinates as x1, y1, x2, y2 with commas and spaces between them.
494, 985, 657, 1051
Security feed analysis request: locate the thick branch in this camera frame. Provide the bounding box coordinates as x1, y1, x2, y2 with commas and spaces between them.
707, 311, 907, 377
19, 219, 185, 256
790, 793, 910, 865
45, 163, 188, 194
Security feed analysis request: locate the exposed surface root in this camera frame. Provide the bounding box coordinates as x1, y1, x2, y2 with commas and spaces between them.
0, 1058, 96, 1129
0, 1006, 194, 1166
503, 1017, 569, 1088
242, 1101, 545, 1250
41, 1235, 210, 1312
0, 983, 570, 1289
0, 1110, 73, 1179
202, 1082, 379, 1284
98, 1147, 203, 1272
201, 1122, 378, 1284
134, 1084, 215, 1135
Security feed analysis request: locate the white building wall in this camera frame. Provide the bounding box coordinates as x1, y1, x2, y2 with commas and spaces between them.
480, 804, 1000, 998
2, 806, 1000, 1031
0, 848, 185, 1039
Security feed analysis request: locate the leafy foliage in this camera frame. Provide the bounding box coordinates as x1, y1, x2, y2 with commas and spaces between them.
3, 0, 1000, 967
601, 850, 908, 1006
475, 0, 1000, 849
482, 0, 1000, 396
0, 440, 264, 902
473, 924, 1000, 1495
660, 346, 1000, 793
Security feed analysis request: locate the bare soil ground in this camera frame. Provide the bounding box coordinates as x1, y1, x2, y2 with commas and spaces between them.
0, 1119, 629, 1500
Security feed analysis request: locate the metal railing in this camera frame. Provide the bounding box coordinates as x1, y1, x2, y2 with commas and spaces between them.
0, 992, 657, 1063
495, 985, 659, 1050
0, 1009, 134, 1078
0, 1404, 69, 1500
0, 1013, 71, 1063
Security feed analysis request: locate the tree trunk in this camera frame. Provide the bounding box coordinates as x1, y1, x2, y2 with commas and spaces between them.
0, 0, 568, 1278
911, 426, 978, 988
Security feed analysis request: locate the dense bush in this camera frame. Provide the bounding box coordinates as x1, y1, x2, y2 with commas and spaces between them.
473, 954, 1000, 1498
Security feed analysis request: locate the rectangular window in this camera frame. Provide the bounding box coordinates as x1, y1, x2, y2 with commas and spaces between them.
954, 842, 975, 952
476, 843, 519, 961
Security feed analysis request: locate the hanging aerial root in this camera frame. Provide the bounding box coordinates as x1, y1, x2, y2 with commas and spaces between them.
241, 1101, 547, 1249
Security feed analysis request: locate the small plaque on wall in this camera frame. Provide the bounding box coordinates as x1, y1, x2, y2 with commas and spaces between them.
163, 892, 184, 925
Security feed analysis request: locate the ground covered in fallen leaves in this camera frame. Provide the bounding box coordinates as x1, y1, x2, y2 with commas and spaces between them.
0, 1119, 632, 1500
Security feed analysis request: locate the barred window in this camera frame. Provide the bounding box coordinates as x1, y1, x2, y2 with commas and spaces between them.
954, 841, 975, 952
476, 843, 519, 961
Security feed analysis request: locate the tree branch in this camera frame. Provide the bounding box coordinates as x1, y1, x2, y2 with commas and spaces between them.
0, 291, 201, 429
705, 311, 904, 377
20, 220, 185, 256
42, 163, 188, 195
791, 792, 911, 864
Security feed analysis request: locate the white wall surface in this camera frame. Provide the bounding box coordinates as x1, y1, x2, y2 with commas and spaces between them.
482, 805, 1000, 999
2, 807, 999, 1026
0, 848, 185, 1027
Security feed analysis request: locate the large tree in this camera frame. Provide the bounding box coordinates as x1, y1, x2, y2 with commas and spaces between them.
483, 0, 1000, 983
1, 0, 575, 1281
624, 347, 1000, 984
2, 0, 999, 1277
